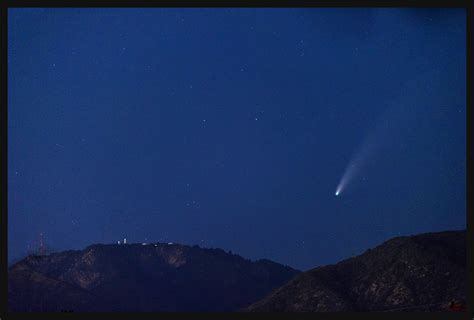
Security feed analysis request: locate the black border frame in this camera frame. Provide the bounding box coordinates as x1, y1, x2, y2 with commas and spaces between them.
1, 1, 472, 320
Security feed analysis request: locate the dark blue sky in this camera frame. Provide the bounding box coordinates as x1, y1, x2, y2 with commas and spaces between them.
8, 8, 465, 270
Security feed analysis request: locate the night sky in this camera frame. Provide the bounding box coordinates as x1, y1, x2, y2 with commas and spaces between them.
8, 8, 466, 270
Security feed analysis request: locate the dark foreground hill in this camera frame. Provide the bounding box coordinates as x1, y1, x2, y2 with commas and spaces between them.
246, 230, 467, 312
8, 242, 299, 312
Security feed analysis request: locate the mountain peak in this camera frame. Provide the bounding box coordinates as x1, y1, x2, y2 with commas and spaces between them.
246, 230, 466, 312
9, 241, 300, 312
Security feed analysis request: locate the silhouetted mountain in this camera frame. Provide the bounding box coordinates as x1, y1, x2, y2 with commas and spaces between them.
246, 230, 466, 312
8, 242, 299, 312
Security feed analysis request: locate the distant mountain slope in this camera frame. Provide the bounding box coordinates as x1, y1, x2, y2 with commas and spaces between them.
246, 230, 466, 312
8, 242, 299, 312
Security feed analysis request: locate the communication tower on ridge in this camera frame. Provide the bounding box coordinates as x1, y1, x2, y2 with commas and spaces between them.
38, 233, 46, 255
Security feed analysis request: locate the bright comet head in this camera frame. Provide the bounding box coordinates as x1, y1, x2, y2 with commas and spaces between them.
335, 191, 339, 196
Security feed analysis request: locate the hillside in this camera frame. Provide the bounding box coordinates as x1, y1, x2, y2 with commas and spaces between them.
246, 230, 467, 312
8, 242, 299, 312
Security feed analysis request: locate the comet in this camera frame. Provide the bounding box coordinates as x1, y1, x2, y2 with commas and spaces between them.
334, 69, 436, 197
335, 140, 372, 197
334, 103, 400, 197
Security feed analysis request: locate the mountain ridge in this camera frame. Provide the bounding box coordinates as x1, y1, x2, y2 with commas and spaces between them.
246, 230, 467, 312
9, 230, 467, 312
8, 241, 300, 312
